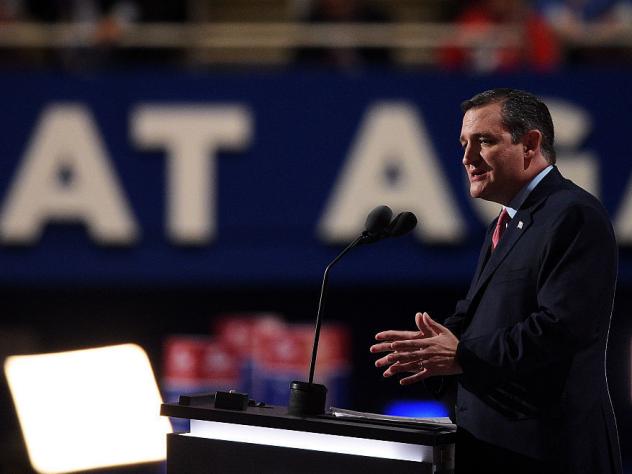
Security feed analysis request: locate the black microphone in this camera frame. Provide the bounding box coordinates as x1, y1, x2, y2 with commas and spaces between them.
366, 205, 393, 232
361, 205, 393, 243
288, 207, 418, 416
359, 210, 417, 245
385, 211, 417, 238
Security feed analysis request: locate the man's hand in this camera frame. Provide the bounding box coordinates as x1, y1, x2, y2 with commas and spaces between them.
370, 312, 463, 385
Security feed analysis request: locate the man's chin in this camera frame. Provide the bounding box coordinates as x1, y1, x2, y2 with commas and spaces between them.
469, 186, 485, 199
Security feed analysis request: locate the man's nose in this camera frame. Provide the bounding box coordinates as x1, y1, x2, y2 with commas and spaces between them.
462, 144, 478, 166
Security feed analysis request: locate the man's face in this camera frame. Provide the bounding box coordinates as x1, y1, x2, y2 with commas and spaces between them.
460, 103, 526, 205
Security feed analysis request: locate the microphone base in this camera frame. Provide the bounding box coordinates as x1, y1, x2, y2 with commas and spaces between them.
288, 381, 327, 416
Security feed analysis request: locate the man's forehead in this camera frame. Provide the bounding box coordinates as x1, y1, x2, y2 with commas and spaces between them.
461, 103, 505, 135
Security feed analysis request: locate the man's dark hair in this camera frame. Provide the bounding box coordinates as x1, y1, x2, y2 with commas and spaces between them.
461, 88, 556, 164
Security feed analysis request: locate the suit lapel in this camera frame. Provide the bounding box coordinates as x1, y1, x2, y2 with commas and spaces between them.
470, 222, 494, 292
467, 167, 565, 302
470, 211, 533, 296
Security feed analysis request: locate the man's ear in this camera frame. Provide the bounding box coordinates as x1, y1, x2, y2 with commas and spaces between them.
522, 129, 543, 169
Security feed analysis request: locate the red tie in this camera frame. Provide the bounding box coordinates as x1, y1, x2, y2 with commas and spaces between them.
491, 208, 510, 250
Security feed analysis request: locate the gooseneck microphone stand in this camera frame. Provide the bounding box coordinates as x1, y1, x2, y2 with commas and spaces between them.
309, 234, 364, 384
288, 235, 365, 416
288, 205, 402, 416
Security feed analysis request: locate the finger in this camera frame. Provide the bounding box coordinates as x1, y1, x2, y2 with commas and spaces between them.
415, 312, 425, 334
383, 360, 422, 376
381, 361, 400, 377
375, 330, 422, 341
374, 354, 394, 368
369, 342, 394, 353
376, 351, 422, 369
423, 312, 446, 334
399, 369, 429, 385
387, 350, 424, 364
391, 339, 427, 351
418, 312, 439, 337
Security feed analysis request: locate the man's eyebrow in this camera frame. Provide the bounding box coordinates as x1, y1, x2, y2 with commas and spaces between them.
460, 132, 482, 143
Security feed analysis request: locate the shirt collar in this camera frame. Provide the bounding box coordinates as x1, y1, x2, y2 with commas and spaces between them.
504, 165, 553, 219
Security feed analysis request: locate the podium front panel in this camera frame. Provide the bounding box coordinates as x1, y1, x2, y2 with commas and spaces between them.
162, 402, 455, 474
168, 433, 436, 474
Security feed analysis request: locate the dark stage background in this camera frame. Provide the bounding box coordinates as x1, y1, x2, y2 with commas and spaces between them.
1, 282, 630, 473
1, 5, 632, 471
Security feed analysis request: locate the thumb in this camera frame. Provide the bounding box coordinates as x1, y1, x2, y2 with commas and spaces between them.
421, 312, 442, 335
415, 312, 426, 336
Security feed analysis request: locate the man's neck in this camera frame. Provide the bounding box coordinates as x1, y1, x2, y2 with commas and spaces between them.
504, 165, 554, 218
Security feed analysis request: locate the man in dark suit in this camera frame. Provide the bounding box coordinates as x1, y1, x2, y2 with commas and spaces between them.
371, 88, 621, 473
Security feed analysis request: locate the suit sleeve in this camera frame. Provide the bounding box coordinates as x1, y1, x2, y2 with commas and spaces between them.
442, 298, 471, 338
442, 219, 495, 338
456, 202, 617, 382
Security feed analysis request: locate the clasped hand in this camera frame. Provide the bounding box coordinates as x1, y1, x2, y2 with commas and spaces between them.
370, 312, 463, 385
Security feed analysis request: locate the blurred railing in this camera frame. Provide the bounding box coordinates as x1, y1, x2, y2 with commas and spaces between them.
0, 22, 630, 65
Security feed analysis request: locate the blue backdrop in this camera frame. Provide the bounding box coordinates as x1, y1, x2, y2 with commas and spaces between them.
1, 71, 631, 286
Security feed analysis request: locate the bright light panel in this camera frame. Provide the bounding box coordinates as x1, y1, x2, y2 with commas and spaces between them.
186, 419, 433, 463
4, 343, 172, 474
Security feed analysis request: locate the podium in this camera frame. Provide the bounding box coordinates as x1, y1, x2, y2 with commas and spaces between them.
161, 400, 456, 474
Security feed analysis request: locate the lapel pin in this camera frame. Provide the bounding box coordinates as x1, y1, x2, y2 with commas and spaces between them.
517, 221, 524, 229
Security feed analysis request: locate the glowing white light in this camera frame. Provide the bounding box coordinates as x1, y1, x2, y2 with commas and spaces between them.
4, 344, 172, 474
186, 419, 432, 463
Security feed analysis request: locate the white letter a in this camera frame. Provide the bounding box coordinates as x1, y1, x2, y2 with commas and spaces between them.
319, 102, 464, 243
0, 104, 138, 244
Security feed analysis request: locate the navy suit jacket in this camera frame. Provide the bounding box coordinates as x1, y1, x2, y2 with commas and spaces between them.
443, 167, 622, 473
